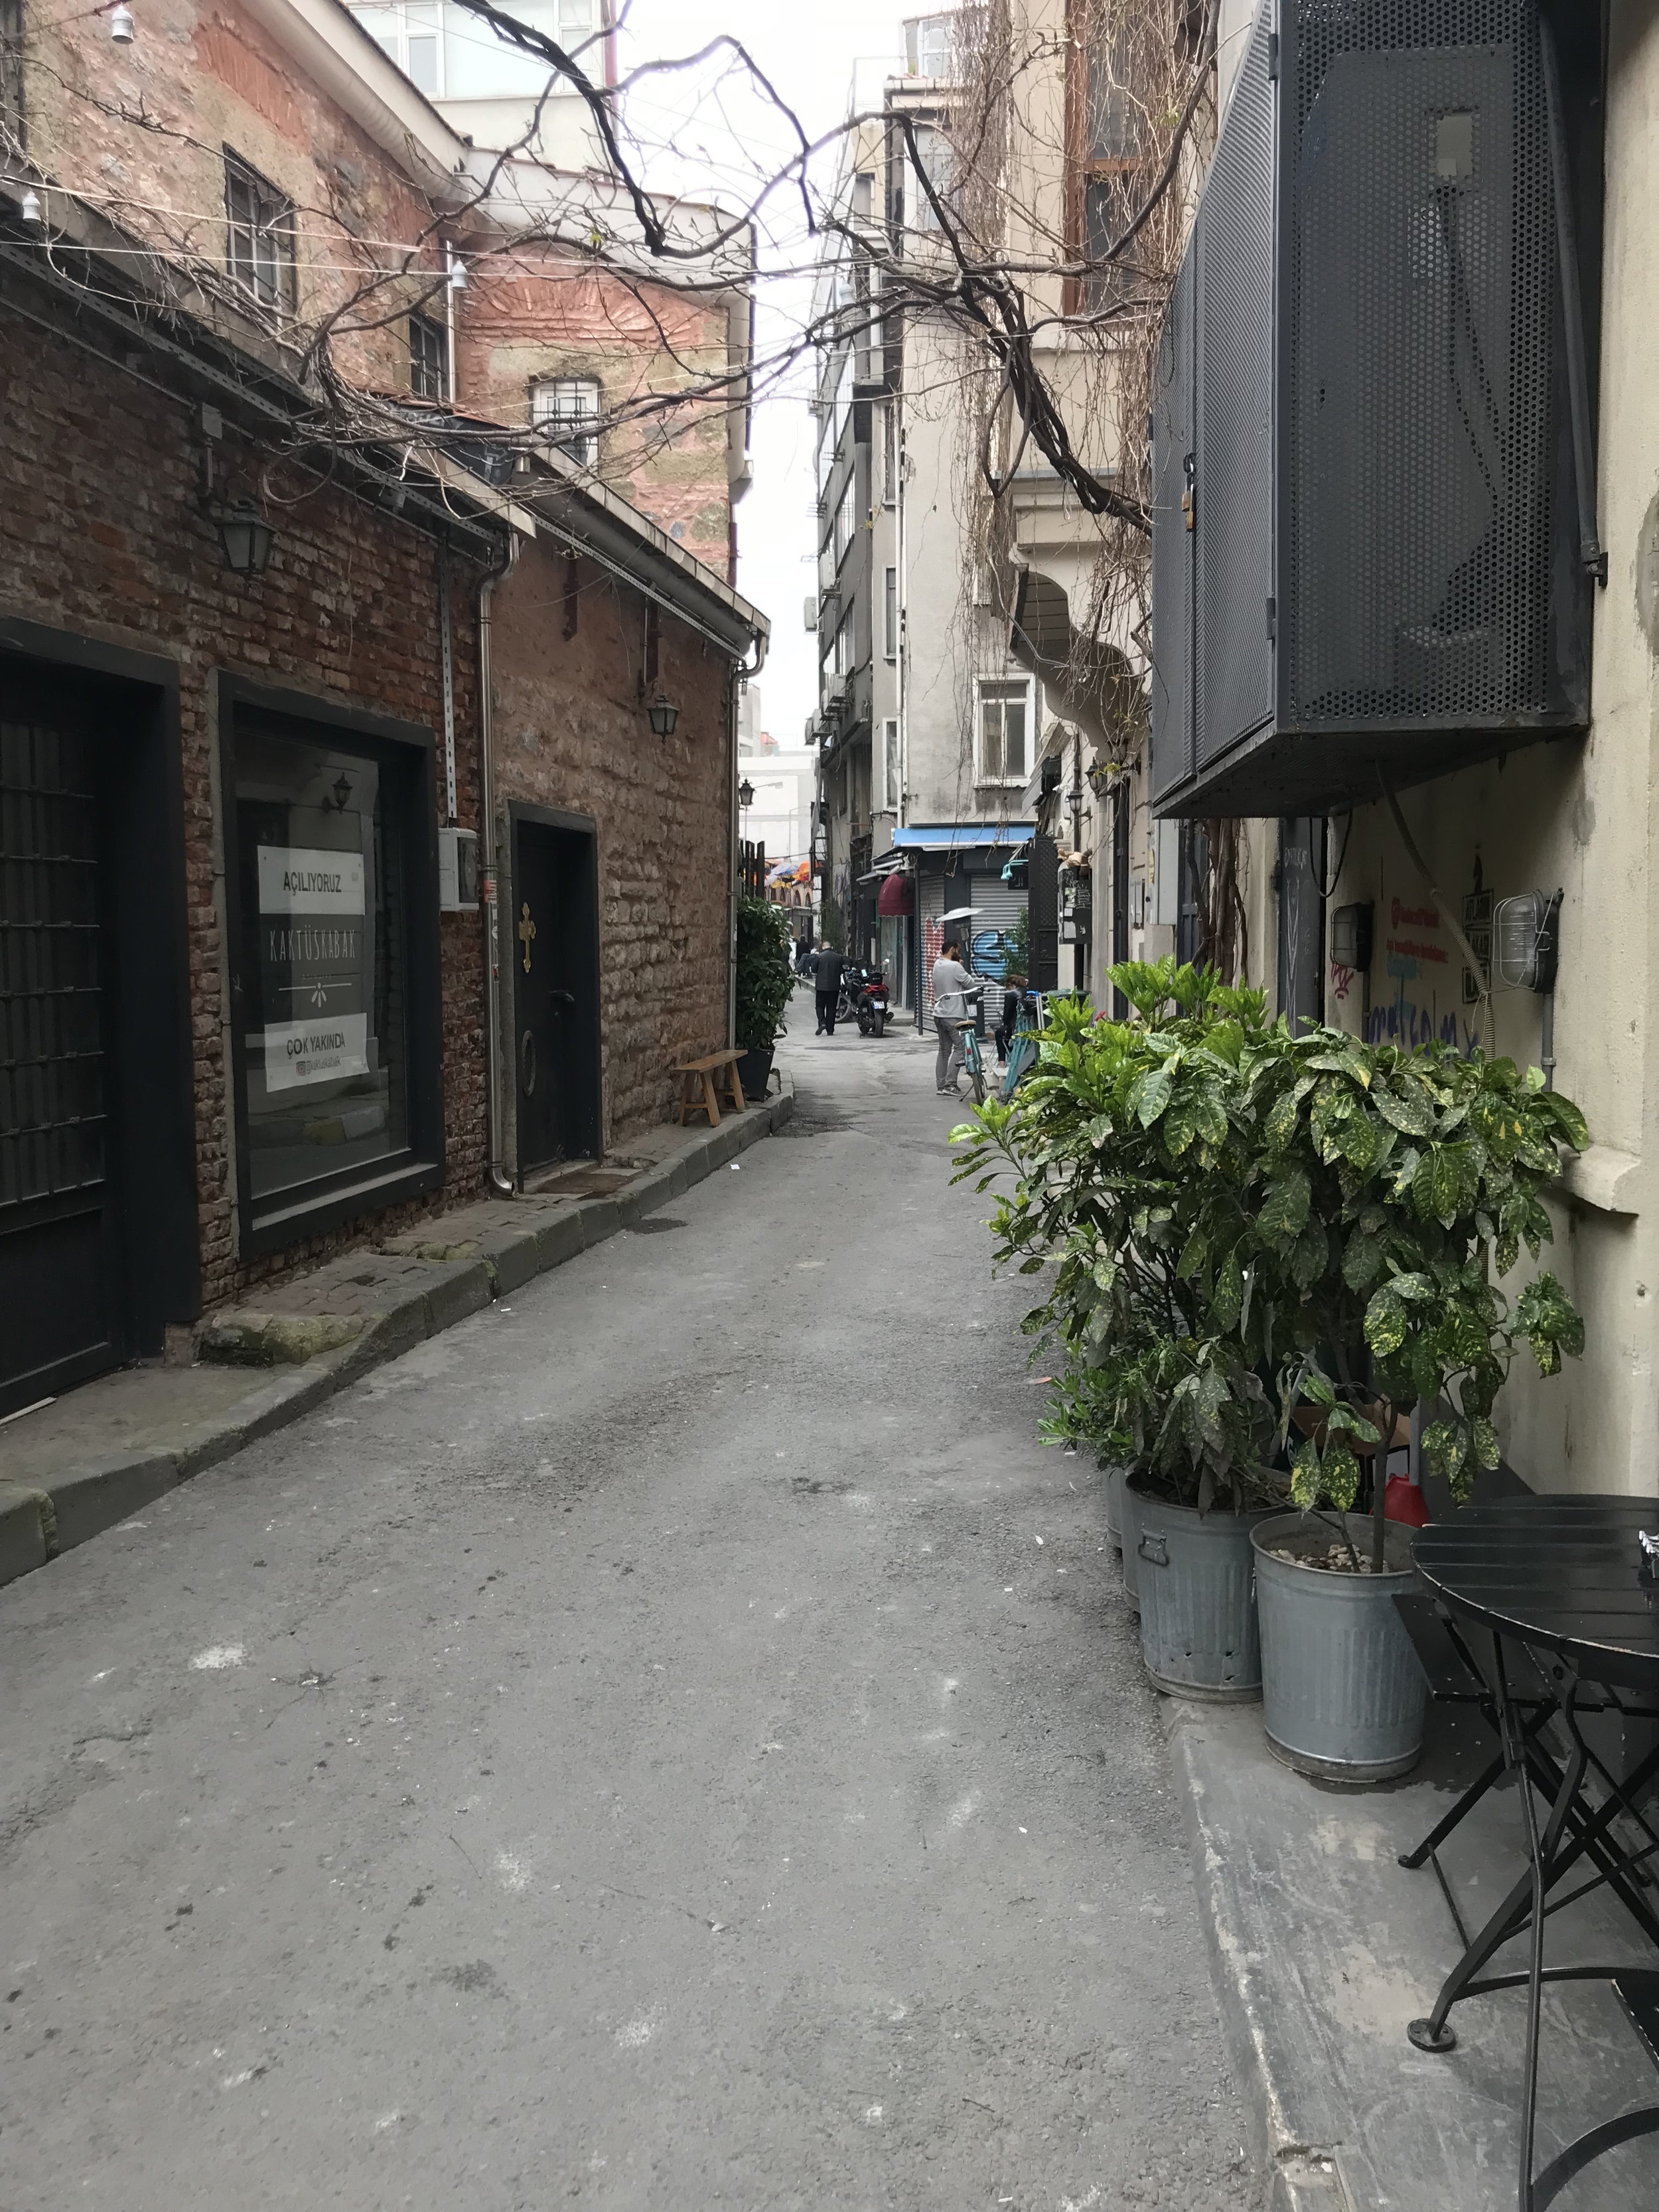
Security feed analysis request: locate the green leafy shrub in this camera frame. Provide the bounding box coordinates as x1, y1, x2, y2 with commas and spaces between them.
735, 896, 793, 1051
952, 958, 1588, 1551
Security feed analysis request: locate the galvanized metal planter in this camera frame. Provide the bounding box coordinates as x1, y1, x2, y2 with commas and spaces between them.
1130, 1484, 1271, 1700
1252, 1511, 1429, 1781
1100, 1459, 1130, 1554
1117, 1470, 1141, 1612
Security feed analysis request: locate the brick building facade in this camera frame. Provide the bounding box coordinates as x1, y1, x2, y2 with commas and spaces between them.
0, 0, 767, 1418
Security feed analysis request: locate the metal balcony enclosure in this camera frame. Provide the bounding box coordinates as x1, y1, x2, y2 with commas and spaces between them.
1151, 0, 1603, 819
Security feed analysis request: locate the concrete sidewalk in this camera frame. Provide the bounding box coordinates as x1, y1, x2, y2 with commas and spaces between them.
1168, 1692, 1656, 2211
0, 1075, 794, 1590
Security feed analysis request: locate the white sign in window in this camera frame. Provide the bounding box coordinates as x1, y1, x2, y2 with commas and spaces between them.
256, 846, 366, 915
262, 1013, 371, 1093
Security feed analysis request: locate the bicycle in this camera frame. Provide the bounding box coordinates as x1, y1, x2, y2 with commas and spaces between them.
954, 989, 988, 1105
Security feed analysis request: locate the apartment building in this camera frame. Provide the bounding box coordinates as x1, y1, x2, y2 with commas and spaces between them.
810, 21, 1036, 1024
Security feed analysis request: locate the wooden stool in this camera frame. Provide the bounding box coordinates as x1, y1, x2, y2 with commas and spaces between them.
674, 1048, 747, 1127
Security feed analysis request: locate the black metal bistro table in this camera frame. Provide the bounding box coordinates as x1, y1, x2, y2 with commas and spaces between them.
1411, 1497, 1659, 2211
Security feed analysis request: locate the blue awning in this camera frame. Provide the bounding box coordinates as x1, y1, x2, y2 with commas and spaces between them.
891, 822, 1036, 851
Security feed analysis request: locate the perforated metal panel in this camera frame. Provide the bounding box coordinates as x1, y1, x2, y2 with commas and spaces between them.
1195, 3, 1277, 767
1150, 246, 1195, 804
1146, 0, 1596, 822
1287, 1, 1555, 726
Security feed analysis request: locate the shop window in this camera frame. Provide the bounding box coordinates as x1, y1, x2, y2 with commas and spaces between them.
223, 686, 442, 1252
224, 149, 297, 314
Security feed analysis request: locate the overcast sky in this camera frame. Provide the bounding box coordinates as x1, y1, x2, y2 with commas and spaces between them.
614, 1, 910, 747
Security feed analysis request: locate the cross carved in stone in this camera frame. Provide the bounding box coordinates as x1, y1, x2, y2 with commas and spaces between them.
518, 900, 537, 973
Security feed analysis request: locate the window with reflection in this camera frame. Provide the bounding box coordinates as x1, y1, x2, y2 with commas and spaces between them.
232, 723, 413, 1205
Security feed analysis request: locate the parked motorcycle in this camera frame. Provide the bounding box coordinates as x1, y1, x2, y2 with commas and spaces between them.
834, 962, 891, 1037
854, 966, 891, 1037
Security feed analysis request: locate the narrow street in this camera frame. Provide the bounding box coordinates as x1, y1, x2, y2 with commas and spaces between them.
0, 1010, 1256, 2212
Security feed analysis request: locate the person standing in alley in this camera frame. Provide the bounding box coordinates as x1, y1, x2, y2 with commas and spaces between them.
995, 970, 1028, 1065
814, 940, 845, 1035
931, 936, 978, 1094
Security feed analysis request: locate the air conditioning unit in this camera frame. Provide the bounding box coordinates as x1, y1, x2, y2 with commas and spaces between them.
804, 595, 820, 633
1149, 0, 1603, 820
824, 672, 849, 705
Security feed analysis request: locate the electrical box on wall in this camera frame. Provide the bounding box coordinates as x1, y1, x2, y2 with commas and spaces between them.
438, 826, 479, 912
1330, 901, 1374, 974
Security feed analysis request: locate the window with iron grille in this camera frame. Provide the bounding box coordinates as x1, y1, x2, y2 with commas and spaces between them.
224, 151, 297, 313
976, 678, 1031, 783
409, 311, 448, 402
1, 0, 25, 152
530, 376, 602, 469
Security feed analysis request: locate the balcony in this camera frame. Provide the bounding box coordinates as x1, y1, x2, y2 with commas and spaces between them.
1149, 1, 1604, 820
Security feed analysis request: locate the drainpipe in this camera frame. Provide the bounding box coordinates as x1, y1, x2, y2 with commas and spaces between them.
729, 660, 739, 1049
479, 530, 521, 1197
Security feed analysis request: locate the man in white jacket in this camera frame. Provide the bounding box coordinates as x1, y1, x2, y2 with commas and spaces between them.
930, 938, 979, 1094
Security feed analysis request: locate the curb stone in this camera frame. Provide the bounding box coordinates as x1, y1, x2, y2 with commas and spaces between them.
46, 1449, 179, 1554
1165, 1704, 1358, 2212
0, 1074, 795, 1591
0, 1483, 50, 1580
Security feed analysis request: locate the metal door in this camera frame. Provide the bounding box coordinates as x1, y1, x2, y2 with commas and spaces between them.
511, 812, 601, 1174
0, 683, 121, 1411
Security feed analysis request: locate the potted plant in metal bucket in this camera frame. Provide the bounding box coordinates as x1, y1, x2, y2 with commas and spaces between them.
954, 961, 1283, 1695
1244, 1032, 1588, 1779
734, 894, 792, 1099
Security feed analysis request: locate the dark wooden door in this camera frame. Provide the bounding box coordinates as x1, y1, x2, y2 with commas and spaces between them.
511, 814, 600, 1174
0, 678, 123, 1412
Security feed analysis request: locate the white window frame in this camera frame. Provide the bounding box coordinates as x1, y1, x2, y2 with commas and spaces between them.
883, 567, 899, 660
880, 404, 899, 505
352, 2, 442, 94
908, 13, 955, 78
531, 375, 603, 469
881, 718, 902, 811
833, 477, 857, 567
910, 123, 955, 232
352, 0, 594, 95
975, 676, 1033, 786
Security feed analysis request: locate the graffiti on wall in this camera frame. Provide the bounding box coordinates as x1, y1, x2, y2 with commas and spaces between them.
1356, 895, 1477, 1053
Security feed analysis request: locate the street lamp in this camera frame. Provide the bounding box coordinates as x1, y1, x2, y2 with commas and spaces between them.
646, 692, 679, 737
216, 499, 275, 578
738, 776, 755, 810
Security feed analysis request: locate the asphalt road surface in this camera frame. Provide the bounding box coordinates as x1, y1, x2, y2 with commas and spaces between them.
0, 1007, 1259, 2211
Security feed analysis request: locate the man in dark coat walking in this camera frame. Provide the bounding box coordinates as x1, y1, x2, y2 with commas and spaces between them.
813, 943, 845, 1036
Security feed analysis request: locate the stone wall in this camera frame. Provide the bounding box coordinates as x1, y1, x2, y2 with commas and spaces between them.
457, 252, 738, 577
488, 534, 734, 1149
0, 294, 490, 1314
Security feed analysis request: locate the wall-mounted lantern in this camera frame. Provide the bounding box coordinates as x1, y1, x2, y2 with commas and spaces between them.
216, 499, 275, 578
